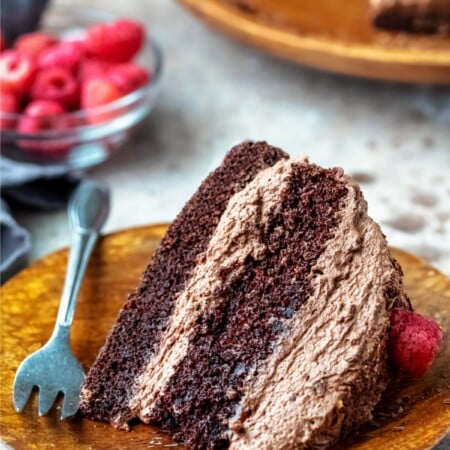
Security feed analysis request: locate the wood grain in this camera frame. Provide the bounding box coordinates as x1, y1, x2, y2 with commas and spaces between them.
1, 224, 449, 449
178, 0, 450, 84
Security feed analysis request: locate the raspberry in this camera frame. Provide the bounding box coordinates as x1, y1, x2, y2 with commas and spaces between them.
81, 77, 122, 109
107, 63, 150, 94
389, 308, 444, 378
21, 100, 68, 128
38, 41, 84, 73
0, 50, 36, 96
81, 77, 123, 124
78, 60, 113, 81
18, 100, 70, 153
14, 32, 58, 58
31, 67, 79, 108
0, 91, 20, 129
85, 19, 145, 63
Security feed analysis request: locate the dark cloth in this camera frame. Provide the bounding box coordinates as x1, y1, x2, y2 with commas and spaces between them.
0, 156, 80, 283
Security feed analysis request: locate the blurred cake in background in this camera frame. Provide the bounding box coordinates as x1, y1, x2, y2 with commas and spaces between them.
371, 0, 450, 33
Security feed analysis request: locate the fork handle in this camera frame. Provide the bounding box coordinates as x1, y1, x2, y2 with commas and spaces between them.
56, 180, 110, 328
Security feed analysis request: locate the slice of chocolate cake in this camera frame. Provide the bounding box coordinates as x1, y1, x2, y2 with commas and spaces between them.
81, 143, 415, 449
371, 0, 450, 33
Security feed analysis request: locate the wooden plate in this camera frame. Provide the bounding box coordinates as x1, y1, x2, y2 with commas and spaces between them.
178, 0, 450, 84
1, 224, 449, 450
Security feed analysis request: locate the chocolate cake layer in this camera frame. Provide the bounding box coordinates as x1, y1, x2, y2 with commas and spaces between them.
127, 157, 410, 450
79, 141, 288, 427
371, 0, 450, 33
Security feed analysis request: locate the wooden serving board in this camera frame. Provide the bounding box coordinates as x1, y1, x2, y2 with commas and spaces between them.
1, 224, 449, 450
178, 0, 450, 84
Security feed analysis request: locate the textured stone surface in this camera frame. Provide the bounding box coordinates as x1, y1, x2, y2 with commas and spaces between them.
14, 0, 450, 280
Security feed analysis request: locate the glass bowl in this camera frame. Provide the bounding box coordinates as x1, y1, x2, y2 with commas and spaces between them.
0, 4, 163, 170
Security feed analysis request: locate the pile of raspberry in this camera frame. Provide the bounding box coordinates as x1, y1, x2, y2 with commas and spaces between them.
389, 308, 444, 378
0, 19, 150, 150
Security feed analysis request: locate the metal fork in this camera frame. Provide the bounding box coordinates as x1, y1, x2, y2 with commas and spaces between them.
13, 179, 110, 419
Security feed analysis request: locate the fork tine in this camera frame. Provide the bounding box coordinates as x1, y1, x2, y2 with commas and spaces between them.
38, 387, 60, 416
13, 378, 35, 413
61, 391, 80, 420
